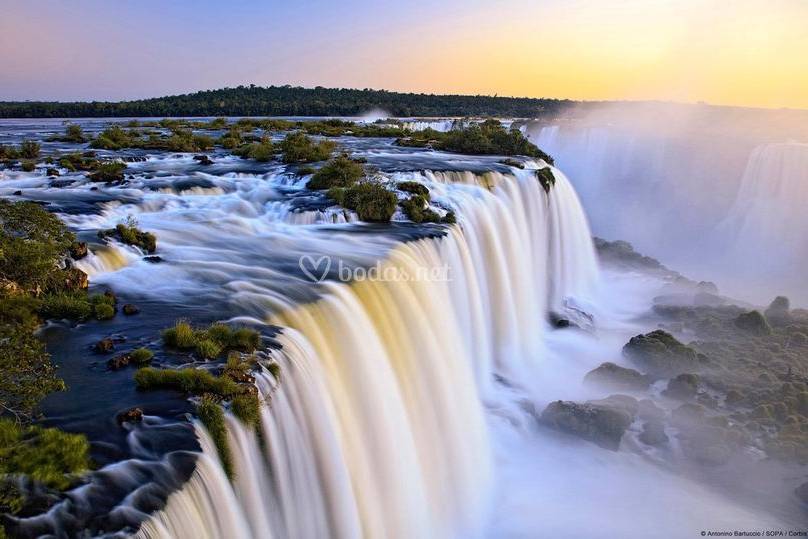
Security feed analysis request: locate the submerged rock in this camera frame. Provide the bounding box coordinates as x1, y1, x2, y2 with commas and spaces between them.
193, 154, 214, 166
116, 407, 143, 424
540, 400, 633, 450
122, 304, 140, 315
584, 362, 650, 391
94, 338, 115, 354
639, 421, 669, 446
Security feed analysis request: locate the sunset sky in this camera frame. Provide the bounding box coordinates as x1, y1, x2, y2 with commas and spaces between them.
2, 0, 806, 109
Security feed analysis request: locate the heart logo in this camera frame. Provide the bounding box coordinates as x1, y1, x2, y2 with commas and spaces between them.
298, 255, 332, 283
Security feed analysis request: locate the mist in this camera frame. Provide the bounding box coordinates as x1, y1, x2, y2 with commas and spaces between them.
523, 102, 808, 307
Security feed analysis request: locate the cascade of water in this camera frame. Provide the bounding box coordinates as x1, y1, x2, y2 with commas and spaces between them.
135, 170, 599, 539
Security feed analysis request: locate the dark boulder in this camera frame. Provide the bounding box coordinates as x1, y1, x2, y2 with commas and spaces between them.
94, 338, 115, 354
663, 373, 700, 400
540, 400, 633, 450
69, 241, 88, 260
116, 408, 143, 424
122, 304, 140, 315
107, 354, 131, 370
193, 154, 214, 166
46, 167, 60, 177
623, 330, 701, 377
734, 310, 772, 335
584, 362, 650, 391
143, 255, 163, 263
62, 267, 89, 290
764, 296, 791, 325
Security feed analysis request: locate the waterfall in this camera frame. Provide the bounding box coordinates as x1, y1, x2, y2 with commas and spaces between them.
714, 142, 808, 303
135, 169, 599, 539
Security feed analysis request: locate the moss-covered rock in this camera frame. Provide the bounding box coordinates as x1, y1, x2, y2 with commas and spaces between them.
734, 310, 772, 335
583, 362, 650, 391
540, 400, 633, 450
623, 330, 701, 377
663, 373, 700, 400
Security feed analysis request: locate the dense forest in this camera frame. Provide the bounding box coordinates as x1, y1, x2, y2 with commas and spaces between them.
0, 85, 575, 119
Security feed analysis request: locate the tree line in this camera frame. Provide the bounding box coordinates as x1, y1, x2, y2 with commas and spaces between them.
0, 85, 575, 118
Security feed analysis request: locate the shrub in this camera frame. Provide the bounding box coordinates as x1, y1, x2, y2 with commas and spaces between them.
442, 210, 457, 224
209, 117, 227, 129
306, 155, 364, 189
279, 132, 335, 163
0, 419, 90, 491
197, 395, 233, 479
0, 323, 66, 421
162, 321, 260, 358
61, 124, 86, 143
93, 303, 115, 320
400, 195, 441, 223
87, 161, 126, 183
397, 181, 430, 199
337, 182, 398, 223
0, 145, 20, 160
37, 292, 93, 321
230, 328, 261, 352
0, 200, 75, 292
195, 338, 223, 359
218, 127, 243, 149
99, 218, 156, 253
129, 347, 154, 365
91, 126, 136, 150
19, 141, 40, 159
20, 160, 35, 172
233, 138, 275, 162
162, 320, 198, 349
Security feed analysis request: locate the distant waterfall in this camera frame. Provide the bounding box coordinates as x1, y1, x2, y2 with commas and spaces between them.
136, 169, 599, 539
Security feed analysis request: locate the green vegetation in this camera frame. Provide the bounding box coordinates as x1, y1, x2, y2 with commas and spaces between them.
0, 419, 90, 491
162, 321, 261, 359
398, 119, 555, 162
218, 126, 243, 149
0, 200, 75, 292
134, 366, 242, 397
90, 126, 135, 150
130, 348, 154, 365
0, 85, 573, 118
87, 161, 126, 182
197, 395, 233, 479
397, 181, 430, 199
19, 141, 40, 160
37, 291, 115, 323
62, 124, 87, 143
328, 182, 398, 223
233, 138, 276, 161
535, 167, 556, 193
231, 393, 261, 429
400, 195, 441, 224
306, 155, 365, 189
279, 132, 335, 163
98, 218, 156, 253
0, 202, 96, 524
91, 125, 215, 152
20, 161, 35, 172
